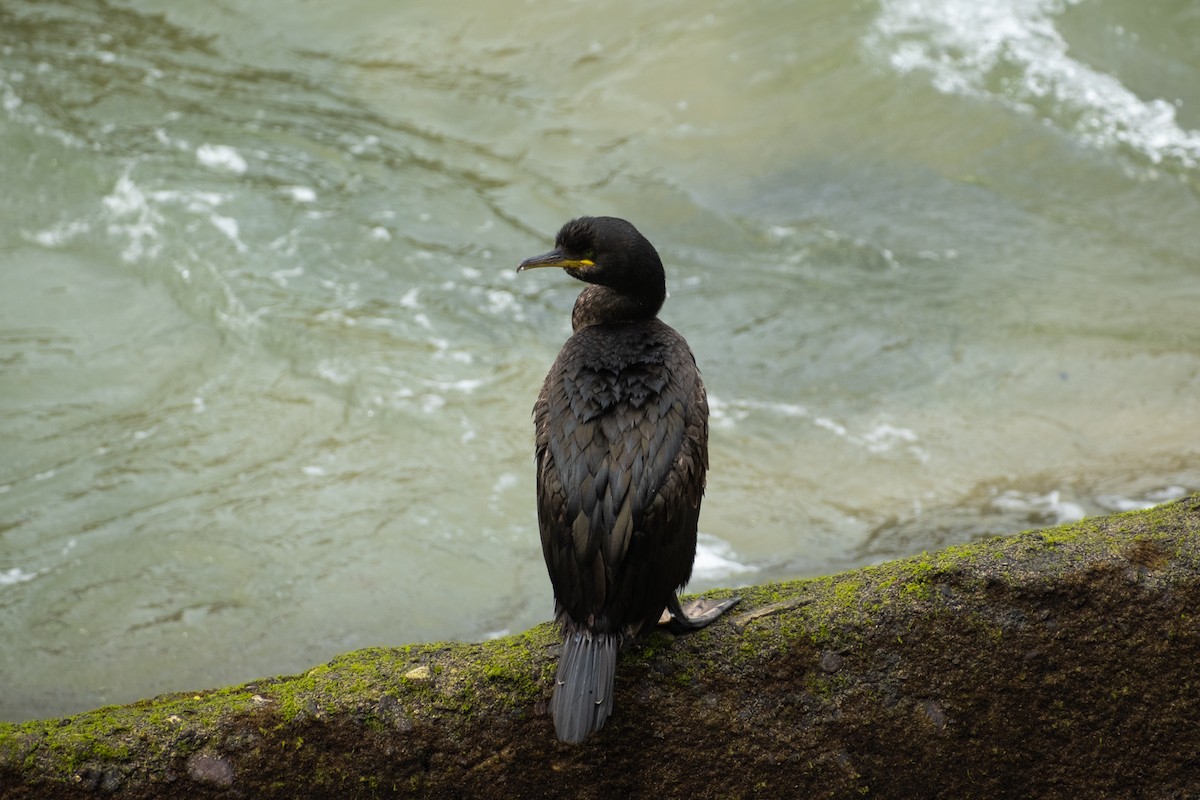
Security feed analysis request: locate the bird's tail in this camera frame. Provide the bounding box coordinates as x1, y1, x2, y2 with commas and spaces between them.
550, 630, 619, 743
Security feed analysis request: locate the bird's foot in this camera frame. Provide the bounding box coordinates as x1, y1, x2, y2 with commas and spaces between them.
658, 595, 741, 634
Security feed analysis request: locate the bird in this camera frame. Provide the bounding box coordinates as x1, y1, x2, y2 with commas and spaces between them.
517, 216, 738, 743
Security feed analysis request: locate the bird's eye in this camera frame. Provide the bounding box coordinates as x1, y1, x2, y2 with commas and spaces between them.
582, 249, 596, 261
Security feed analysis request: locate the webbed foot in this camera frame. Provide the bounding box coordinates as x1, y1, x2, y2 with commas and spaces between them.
658, 594, 741, 634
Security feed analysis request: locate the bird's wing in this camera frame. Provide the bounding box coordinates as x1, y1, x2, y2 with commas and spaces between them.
534, 321, 707, 633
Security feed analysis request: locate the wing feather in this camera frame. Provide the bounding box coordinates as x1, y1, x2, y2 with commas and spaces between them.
534, 319, 707, 636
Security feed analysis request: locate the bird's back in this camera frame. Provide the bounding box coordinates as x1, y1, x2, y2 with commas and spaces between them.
533, 317, 708, 638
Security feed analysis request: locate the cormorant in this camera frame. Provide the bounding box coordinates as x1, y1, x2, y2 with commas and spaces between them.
517, 216, 738, 744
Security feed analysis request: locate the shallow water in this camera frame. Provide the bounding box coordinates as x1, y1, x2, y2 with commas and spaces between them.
1, 0, 1197, 721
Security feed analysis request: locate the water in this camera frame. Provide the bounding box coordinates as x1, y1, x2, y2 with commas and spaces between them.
1, 0, 1197, 721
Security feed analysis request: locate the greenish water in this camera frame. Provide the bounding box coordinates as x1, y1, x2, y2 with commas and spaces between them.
1, 0, 1197, 721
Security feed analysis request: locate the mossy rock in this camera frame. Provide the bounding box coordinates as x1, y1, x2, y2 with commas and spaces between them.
2, 496, 1198, 799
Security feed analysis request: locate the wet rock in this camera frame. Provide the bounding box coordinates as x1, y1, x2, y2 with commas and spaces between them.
819, 651, 844, 673
186, 753, 233, 787
0, 498, 1195, 800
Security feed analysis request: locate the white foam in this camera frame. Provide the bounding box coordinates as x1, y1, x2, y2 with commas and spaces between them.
691, 533, 758, 582
102, 174, 164, 262
1, 567, 39, 586
209, 213, 247, 252
315, 360, 351, 386
284, 185, 316, 203
443, 378, 486, 393
861, 423, 920, 455
101, 174, 141, 216
149, 189, 226, 210
990, 489, 1086, 524
1097, 485, 1188, 512
1, 71, 86, 149
28, 219, 92, 248
99, 178, 251, 262
270, 266, 304, 287
816, 416, 929, 462
491, 472, 519, 494
2, 80, 21, 112
315, 309, 357, 327
347, 134, 381, 156
814, 417, 848, 438
484, 289, 517, 315
867, 0, 1200, 169
1146, 485, 1189, 503
196, 143, 248, 175
708, 395, 809, 429
398, 288, 421, 309
1098, 495, 1155, 513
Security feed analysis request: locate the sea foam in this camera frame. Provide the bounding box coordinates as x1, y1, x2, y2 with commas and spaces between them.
867, 0, 1200, 170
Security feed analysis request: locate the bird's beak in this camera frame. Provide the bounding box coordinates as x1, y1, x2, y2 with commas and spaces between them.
516, 249, 594, 273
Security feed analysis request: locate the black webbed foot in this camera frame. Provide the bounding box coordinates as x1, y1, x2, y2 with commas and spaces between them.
658, 594, 741, 634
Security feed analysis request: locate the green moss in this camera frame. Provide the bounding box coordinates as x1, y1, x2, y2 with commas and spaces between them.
461, 625, 559, 706
899, 558, 936, 600
832, 578, 863, 607
1039, 518, 1101, 545
722, 496, 1200, 669
2, 497, 1194, 791
672, 664, 698, 686
805, 673, 835, 700
0, 688, 253, 778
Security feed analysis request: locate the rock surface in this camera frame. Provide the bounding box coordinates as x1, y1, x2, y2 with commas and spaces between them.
2, 497, 1198, 799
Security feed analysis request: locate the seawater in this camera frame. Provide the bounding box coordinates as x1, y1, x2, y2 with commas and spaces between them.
1, 0, 1197, 721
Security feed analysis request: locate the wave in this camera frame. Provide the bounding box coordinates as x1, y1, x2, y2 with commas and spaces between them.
866, 0, 1200, 172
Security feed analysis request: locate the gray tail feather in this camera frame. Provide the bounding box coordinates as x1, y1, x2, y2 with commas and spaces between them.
550, 631, 618, 743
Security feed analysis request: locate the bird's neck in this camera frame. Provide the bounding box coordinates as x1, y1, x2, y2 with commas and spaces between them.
571, 285, 663, 332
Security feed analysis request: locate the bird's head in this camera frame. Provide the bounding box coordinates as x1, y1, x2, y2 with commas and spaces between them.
517, 217, 666, 313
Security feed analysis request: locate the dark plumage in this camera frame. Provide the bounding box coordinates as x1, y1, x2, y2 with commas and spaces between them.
517, 216, 736, 743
